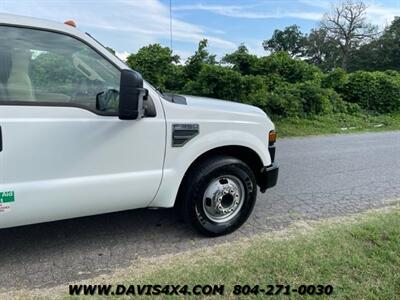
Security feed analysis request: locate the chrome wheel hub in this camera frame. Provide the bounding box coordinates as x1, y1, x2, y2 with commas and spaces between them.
202, 175, 245, 223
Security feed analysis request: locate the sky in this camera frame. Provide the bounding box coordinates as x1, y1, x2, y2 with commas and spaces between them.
1, 0, 400, 62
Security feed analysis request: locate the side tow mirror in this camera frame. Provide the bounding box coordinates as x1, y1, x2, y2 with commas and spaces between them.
119, 69, 148, 120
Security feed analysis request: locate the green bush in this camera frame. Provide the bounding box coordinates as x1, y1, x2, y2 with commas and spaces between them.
322, 68, 348, 91
164, 64, 186, 92
122, 42, 400, 117
240, 75, 268, 106
183, 64, 243, 101
343, 71, 400, 113
126, 44, 179, 90
255, 52, 321, 83
30, 53, 86, 91
264, 86, 303, 117
298, 82, 333, 115
384, 70, 400, 78
263, 81, 348, 117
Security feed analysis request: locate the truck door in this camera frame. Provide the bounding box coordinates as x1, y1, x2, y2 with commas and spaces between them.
0, 26, 166, 228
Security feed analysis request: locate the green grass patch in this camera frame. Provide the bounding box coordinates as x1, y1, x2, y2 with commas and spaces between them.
13, 206, 399, 300
273, 113, 400, 137
59, 206, 400, 299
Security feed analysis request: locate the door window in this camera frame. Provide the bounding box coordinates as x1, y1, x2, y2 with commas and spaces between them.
0, 26, 121, 113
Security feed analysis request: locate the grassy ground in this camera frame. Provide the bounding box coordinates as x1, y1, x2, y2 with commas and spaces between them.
13, 204, 398, 299
115, 205, 399, 299
274, 113, 400, 137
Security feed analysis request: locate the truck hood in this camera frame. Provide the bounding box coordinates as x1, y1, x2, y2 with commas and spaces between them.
183, 95, 267, 117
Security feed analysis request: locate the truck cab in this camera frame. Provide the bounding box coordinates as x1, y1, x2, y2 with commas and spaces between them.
0, 13, 278, 236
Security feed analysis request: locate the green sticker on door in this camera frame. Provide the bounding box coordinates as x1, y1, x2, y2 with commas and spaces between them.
0, 191, 15, 203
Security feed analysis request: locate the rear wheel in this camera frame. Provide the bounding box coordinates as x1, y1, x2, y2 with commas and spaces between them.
180, 156, 257, 236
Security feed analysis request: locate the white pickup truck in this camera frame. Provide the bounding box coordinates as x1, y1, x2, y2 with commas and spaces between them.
0, 14, 278, 236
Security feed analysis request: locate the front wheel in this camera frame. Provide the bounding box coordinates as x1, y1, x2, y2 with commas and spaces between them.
180, 156, 258, 236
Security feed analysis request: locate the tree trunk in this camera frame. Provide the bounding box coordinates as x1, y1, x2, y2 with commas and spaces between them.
341, 48, 349, 71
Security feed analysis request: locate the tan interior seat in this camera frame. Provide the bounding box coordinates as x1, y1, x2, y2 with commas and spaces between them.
7, 49, 35, 101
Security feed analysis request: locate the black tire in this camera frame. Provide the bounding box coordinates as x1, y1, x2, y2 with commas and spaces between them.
180, 155, 257, 237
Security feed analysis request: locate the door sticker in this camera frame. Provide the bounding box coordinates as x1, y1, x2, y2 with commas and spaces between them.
0, 191, 14, 213
0, 191, 14, 203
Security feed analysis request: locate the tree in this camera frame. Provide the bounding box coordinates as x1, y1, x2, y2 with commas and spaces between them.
30, 52, 85, 94
349, 17, 400, 71
126, 44, 179, 89
256, 52, 320, 83
183, 64, 243, 101
303, 28, 341, 71
221, 44, 258, 75
164, 64, 186, 92
321, 0, 377, 71
184, 39, 217, 80
262, 25, 306, 57
374, 17, 400, 70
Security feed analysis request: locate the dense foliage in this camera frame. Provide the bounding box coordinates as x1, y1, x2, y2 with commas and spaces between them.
122, 1, 400, 118
126, 38, 400, 117
126, 44, 179, 89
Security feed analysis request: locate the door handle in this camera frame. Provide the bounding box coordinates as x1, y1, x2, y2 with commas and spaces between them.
0, 126, 2, 152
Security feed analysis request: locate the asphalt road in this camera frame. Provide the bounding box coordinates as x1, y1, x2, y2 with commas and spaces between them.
1, 131, 399, 289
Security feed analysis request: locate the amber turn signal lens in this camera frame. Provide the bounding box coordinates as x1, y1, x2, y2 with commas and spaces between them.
64, 20, 77, 28
269, 130, 277, 146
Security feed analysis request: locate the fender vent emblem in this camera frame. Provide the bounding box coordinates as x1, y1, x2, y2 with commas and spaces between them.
172, 124, 199, 147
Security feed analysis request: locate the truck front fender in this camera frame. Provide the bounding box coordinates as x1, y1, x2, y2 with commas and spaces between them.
149, 129, 270, 208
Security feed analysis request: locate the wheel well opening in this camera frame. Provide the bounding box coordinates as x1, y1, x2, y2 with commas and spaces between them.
175, 146, 264, 207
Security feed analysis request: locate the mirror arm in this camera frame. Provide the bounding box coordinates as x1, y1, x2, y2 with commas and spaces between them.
141, 88, 149, 101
